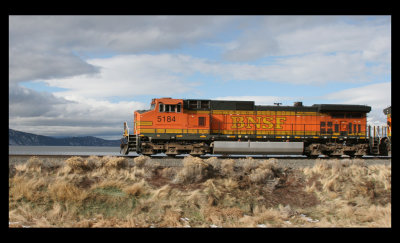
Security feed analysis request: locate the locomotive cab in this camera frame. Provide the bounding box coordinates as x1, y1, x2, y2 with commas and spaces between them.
133, 98, 185, 136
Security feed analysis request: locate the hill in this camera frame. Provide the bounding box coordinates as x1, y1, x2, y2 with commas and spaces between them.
9, 129, 120, 146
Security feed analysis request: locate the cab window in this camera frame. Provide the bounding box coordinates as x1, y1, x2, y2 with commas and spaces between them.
159, 103, 182, 113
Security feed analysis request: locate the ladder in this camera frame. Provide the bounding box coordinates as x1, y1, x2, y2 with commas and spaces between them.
127, 134, 139, 152
370, 137, 380, 155
121, 121, 140, 154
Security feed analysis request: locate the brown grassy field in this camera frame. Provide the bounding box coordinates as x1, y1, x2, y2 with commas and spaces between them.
9, 155, 391, 228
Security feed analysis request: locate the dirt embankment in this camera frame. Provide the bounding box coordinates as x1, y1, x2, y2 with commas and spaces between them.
9, 155, 391, 228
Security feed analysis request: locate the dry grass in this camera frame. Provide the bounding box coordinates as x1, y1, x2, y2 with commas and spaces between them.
133, 155, 148, 168
172, 156, 214, 183
9, 156, 391, 228
65, 156, 96, 173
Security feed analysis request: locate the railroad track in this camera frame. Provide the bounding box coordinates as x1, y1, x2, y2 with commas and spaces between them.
8, 154, 391, 160
8, 154, 391, 169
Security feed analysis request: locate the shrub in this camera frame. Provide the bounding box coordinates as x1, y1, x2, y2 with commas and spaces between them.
134, 155, 148, 168
48, 181, 88, 203
160, 167, 177, 179
86, 155, 102, 168
248, 159, 279, 184
26, 156, 44, 171
123, 180, 146, 197
173, 156, 213, 183
242, 157, 259, 172
204, 157, 221, 170
65, 156, 96, 172
104, 157, 128, 170
220, 159, 236, 177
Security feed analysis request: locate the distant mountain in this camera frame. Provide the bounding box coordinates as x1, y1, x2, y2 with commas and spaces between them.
9, 129, 121, 146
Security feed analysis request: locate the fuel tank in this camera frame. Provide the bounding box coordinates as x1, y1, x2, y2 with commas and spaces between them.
211, 141, 304, 155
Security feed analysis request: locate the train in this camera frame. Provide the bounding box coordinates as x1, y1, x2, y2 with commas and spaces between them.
120, 97, 391, 157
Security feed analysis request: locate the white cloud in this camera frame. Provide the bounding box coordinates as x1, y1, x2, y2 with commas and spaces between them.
324, 82, 390, 107
40, 52, 388, 102
10, 16, 390, 86
9, 16, 236, 83
221, 16, 391, 62
323, 82, 391, 126
217, 52, 378, 84
42, 54, 199, 99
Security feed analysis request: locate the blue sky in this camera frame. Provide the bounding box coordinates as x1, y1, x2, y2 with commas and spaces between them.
9, 15, 391, 139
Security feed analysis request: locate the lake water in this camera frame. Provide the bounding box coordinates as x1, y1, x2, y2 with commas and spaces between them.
8, 146, 133, 156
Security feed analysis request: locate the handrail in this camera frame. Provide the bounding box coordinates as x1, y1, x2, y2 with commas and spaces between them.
123, 121, 129, 137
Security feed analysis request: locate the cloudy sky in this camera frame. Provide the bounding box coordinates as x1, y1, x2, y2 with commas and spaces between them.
9, 15, 391, 140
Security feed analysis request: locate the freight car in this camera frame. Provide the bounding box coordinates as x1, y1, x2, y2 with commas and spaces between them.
120, 97, 389, 157
380, 106, 391, 156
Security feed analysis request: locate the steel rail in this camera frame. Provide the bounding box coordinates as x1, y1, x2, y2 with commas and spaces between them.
8, 154, 391, 160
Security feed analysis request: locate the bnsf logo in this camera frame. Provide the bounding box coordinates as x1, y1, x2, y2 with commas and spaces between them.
231, 116, 287, 129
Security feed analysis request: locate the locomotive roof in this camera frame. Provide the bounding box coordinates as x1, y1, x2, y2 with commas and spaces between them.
182, 99, 371, 113
383, 106, 391, 115
312, 104, 371, 113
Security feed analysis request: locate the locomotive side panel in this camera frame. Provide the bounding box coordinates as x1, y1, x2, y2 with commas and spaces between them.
209, 110, 367, 138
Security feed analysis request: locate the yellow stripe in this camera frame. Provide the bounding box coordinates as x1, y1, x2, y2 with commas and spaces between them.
295, 112, 317, 116
200, 135, 206, 138
212, 110, 255, 115
211, 110, 323, 116
136, 121, 153, 126
140, 129, 155, 133
142, 128, 210, 134
186, 110, 210, 114
166, 129, 184, 133
211, 129, 324, 136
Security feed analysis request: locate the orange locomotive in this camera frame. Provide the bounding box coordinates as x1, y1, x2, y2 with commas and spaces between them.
121, 97, 379, 157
